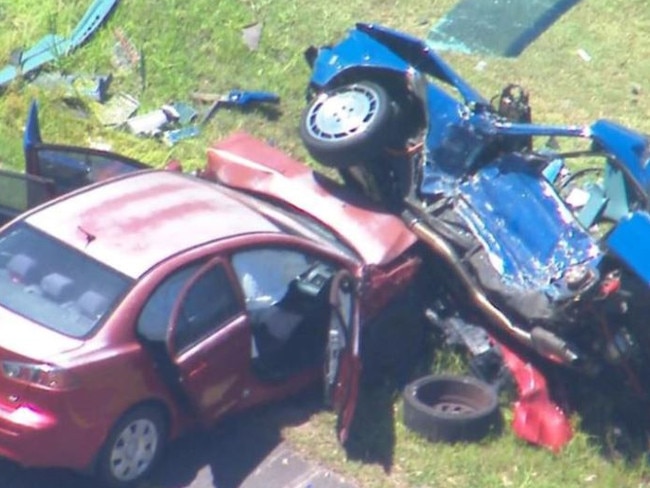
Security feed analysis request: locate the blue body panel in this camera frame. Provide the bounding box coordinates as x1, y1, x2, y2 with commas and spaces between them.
457, 156, 598, 292
590, 120, 650, 194
607, 212, 650, 285
310, 28, 412, 87
310, 23, 488, 105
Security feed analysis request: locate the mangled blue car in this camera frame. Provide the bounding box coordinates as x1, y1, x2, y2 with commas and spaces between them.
299, 23, 650, 443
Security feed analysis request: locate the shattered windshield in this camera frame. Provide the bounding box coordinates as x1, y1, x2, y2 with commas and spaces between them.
0, 223, 133, 337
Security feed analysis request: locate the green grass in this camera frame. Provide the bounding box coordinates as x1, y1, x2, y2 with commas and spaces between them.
3, 1, 650, 487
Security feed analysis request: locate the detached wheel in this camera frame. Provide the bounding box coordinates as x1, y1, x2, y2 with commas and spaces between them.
403, 374, 500, 443
300, 81, 395, 168
96, 405, 167, 488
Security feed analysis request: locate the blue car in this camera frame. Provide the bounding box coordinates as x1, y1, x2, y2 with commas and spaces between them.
300, 23, 650, 405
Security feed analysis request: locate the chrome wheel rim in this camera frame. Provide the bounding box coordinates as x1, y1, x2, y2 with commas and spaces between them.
305, 84, 381, 141
109, 418, 159, 482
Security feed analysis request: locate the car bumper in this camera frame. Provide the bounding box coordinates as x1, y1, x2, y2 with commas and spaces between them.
0, 400, 99, 471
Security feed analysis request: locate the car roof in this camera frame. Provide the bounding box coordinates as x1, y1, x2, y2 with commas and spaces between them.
25, 170, 281, 278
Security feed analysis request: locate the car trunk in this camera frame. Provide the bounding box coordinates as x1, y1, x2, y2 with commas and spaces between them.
0, 306, 83, 401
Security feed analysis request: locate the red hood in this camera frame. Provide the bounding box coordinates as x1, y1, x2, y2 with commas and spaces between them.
205, 132, 417, 266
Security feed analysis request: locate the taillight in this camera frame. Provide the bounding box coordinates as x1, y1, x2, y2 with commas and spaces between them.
1, 361, 80, 390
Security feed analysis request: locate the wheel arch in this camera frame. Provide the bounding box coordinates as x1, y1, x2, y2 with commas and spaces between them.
87, 396, 174, 474
307, 67, 426, 142
309, 67, 410, 101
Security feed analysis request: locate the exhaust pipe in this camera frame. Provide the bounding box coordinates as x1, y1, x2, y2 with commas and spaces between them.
402, 208, 579, 366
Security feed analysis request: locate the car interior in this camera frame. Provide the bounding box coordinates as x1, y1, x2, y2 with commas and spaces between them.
231, 247, 339, 380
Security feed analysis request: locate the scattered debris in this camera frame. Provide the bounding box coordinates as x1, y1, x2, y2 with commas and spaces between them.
576, 48, 592, 62
242, 22, 263, 50
161, 126, 201, 147
126, 106, 175, 136
0, 0, 120, 87
112, 27, 142, 72
191, 89, 280, 126
169, 101, 198, 126
32, 72, 113, 103
93, 92, 140, 126
475, 60, 488, 71
0, 2, 276, 148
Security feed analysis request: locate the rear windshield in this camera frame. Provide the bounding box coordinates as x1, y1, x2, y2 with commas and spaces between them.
0, 223, 133, 337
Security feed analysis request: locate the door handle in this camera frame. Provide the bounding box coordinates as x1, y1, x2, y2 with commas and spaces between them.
188, 361, 208, 378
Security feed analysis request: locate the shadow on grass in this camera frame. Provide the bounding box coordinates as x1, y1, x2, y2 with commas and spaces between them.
551, 366, 650, 463
345, 384, 398, 473
344, 318, 436, 474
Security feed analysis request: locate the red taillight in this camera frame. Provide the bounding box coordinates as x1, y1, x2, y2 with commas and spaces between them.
1, 361, 80, 390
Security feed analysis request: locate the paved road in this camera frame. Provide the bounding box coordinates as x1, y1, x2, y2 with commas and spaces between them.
0, 390, 357, 488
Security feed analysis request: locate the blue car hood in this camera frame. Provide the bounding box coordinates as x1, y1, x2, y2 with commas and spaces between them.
455, 156, 600, 292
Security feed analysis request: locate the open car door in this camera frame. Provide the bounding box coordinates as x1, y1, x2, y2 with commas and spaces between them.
324, 270, 362, 444
0, 169, 55, 225
164, 258, 249, 424
23, 101, 148, 196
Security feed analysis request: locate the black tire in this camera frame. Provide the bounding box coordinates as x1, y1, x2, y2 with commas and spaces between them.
300, 81, 395, 168
96, 405, 168, 488
402, 374, 500, 443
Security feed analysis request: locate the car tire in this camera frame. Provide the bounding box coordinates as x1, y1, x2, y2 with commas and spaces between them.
96, 405, 168, 488
300, 81, 395, 168
402, 374, 500, 443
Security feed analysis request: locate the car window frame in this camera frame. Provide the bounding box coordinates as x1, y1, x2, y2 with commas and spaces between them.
25, 143, 148, 196
167, 257, 243, 355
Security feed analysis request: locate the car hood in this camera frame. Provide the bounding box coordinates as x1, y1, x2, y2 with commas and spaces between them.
205, 132, 418, 266
456, 155, 601, 292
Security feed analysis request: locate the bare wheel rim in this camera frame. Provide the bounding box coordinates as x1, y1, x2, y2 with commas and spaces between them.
305, 84, 382, 141
430, 398, 479, 416
109, 418, 159, 482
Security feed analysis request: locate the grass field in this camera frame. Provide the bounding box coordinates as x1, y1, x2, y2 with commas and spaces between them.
2, 1, 650, 487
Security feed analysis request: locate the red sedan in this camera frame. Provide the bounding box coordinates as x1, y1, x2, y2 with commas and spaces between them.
0, 110, 423, 487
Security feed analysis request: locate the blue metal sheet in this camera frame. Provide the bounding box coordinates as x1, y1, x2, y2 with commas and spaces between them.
607, 212, 650, 285
456, 156, 597, 289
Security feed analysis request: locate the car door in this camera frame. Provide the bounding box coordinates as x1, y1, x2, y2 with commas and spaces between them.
324, 270, 362, 444
165, 257, 251, 424
23, 101, 147, 196
0, 169, 55, 225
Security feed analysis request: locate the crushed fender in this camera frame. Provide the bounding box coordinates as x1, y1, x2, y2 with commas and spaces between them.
497, 341, 573, 452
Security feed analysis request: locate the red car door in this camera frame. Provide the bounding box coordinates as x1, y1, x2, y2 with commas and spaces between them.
324, 270, 362, 444
165, 258, 252, 424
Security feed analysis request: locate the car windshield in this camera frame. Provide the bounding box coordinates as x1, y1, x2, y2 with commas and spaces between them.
0, 223, 133, 337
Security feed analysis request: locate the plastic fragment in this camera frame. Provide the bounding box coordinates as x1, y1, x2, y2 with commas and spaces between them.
161, 126, 201, 146
94, 92, 140, 126
242, 22, 263, 50
112, 27, 141, 71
